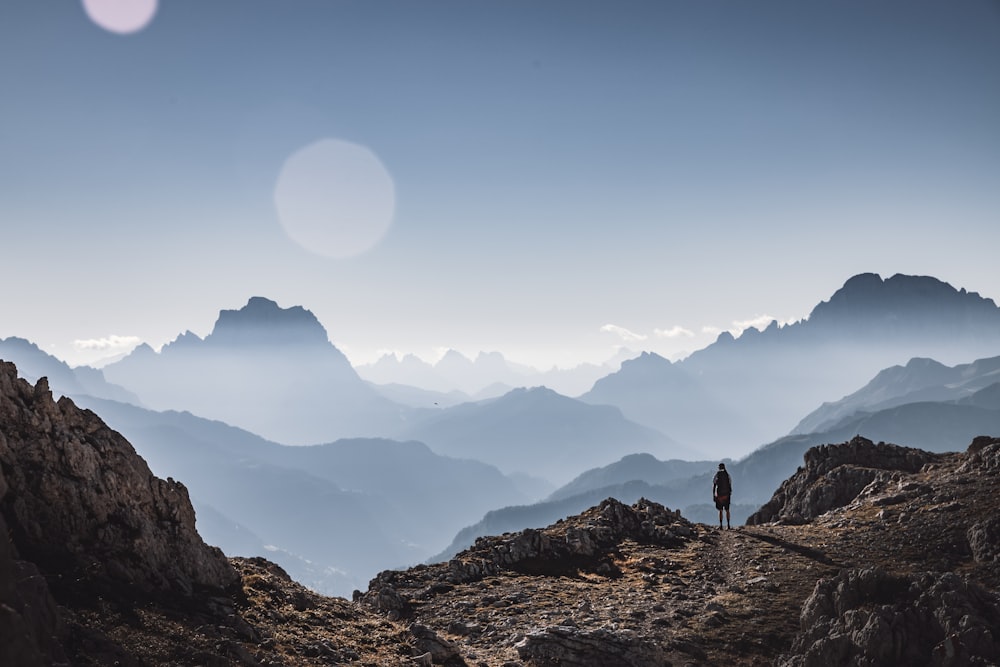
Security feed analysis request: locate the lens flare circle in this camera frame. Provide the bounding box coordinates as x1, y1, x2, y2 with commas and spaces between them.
82, 0, 158, 34
274, 138, 396, 259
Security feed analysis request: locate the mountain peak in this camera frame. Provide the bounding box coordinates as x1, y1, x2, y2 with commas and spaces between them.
206, 297, 330, 348
808, 273, 999, 326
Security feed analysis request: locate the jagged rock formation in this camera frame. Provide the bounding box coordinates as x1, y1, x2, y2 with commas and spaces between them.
1, 357, 998, 665
780, 567, 1000, 666
363, 497, 695, 614
0, 362, 238, 601
746, 436, 945, 525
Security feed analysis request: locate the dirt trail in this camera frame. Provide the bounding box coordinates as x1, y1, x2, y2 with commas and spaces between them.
690, 524, 842, 666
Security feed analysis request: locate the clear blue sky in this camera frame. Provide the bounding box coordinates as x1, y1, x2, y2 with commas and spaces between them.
2, 0, 999, 369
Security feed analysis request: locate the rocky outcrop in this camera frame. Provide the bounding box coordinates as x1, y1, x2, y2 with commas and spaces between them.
747, 436, 944, 525
361, 497, 695, 617
780, 567, 1000, 667
961, 435, 1000, 472
0, 361, 237, 605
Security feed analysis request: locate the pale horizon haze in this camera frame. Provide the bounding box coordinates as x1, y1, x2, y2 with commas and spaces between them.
2, 1, 999, 371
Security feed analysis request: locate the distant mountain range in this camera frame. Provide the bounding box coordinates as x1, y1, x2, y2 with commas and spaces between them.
5, 271, 1000, 465
0, 325, 690, 488
582, 273, 1000, 456
91, 272, 1000, 461
357, 347, 637, 398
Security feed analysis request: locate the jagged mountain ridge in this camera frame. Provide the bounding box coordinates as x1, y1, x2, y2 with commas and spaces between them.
358, 347, 638, 398
2, 359, 999, 665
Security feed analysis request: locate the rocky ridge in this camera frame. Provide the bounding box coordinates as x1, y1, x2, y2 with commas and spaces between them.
1, 359, 999, 665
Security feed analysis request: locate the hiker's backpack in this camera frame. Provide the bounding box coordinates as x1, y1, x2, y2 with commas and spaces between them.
715, 470, 731, 496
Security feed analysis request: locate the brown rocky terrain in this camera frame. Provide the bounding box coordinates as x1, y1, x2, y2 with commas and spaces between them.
1, 359, 998, 666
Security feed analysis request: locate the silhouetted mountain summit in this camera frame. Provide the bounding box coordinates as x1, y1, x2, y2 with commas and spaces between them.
207, 296, 332, 348
104, 297, 405, 444
807, 272, 1000, 335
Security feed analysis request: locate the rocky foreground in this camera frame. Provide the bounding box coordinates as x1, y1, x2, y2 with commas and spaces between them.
1, 360, 998, 666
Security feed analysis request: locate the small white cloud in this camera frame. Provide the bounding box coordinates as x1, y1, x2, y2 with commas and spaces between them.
600, 324, 648, 342
728, 314, 803, 338
654, 325, 694, 339
732, 314, 777, 333
72, 335, 141, 351
701, 325, 723, 335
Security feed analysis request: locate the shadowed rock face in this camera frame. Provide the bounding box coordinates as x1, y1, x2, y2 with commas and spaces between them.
0, 360, 241, 663
779, 567, 1000, 667
0, 361, 237, 603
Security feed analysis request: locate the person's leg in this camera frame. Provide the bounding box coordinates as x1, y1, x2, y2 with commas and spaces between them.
726, 508, 731, 529
718, 508, 723, 528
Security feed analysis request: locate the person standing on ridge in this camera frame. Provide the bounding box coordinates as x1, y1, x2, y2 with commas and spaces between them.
713, 463, 732, 529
